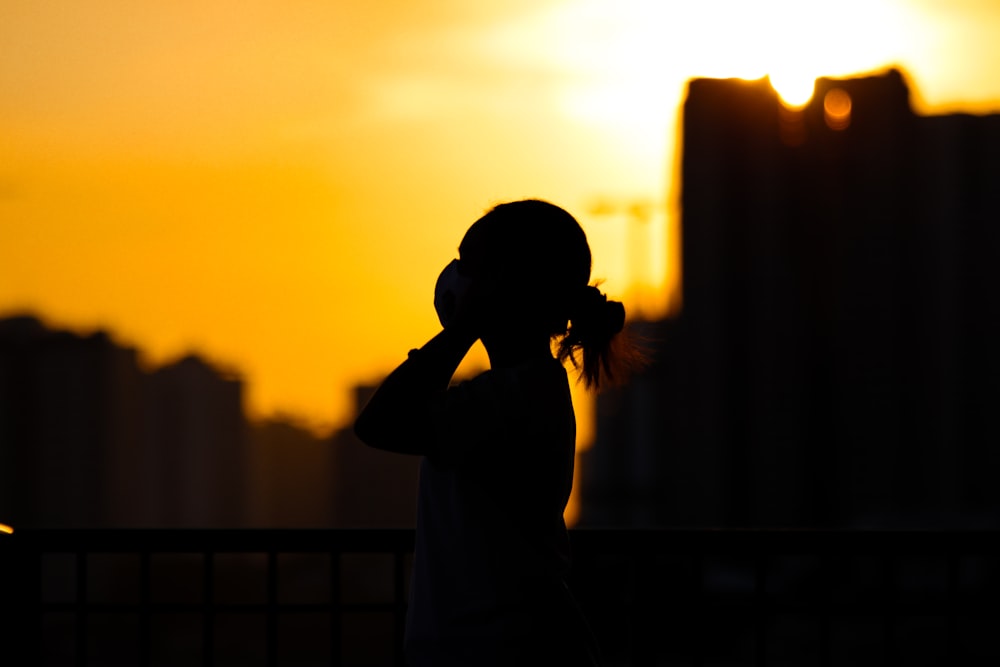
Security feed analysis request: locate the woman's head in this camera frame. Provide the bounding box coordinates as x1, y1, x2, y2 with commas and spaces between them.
459, 199, 589, 306
456, 199, 630, 389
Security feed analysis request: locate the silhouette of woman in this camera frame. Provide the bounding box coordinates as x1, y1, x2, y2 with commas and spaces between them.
355, 199, 633, 666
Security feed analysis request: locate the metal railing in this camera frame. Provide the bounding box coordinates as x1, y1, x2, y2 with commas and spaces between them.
570, 529, 1000, 666
2, 529, 998, 666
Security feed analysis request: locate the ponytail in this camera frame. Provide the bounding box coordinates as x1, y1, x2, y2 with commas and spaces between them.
557, 284, 629, 390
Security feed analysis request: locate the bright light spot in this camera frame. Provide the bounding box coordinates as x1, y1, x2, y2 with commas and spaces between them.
523, 0, 906, 154
0, 523, 13, 535
772, 74, 816, 108
824, 88, 853, 129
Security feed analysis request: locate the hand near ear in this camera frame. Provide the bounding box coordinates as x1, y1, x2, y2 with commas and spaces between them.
445, 274, 499, 338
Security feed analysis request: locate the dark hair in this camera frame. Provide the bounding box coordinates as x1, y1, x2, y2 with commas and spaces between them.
460, 199, 635, 389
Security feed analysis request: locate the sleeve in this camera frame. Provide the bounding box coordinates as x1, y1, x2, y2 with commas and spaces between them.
355, 344, 475, 456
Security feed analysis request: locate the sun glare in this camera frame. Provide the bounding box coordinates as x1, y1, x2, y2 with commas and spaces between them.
770, 73, 817, 109
549, 0, 906, 120
755, 1, 905, 108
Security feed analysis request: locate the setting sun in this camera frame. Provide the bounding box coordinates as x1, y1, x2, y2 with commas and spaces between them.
770, 74, 817, 109
550, 0, 910, 119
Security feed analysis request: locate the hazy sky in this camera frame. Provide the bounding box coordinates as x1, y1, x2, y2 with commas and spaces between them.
4, 0, 1000, 436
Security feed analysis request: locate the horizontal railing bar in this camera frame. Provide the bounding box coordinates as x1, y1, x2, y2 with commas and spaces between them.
37, 606, 996, 622
39, 603, 403, 614
5, 528, 1000, 555
691, 601, 998, 616
568, 528, 1000, 555
1, 528, 416, 553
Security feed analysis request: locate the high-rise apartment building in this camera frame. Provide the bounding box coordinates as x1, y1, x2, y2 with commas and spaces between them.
583, 70, 1000, 528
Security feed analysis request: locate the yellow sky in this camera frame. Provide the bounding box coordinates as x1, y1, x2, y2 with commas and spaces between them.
4, 0, 1000, 438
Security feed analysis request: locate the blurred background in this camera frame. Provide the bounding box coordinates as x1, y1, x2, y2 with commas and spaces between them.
3, 0, 1000, 530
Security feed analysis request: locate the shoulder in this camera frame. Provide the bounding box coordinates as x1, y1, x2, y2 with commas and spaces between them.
449, 358, 568, 408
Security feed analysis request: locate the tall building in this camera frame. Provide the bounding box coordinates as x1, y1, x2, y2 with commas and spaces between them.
144, 355, 246, 527
581, 70, 1000, 528
0, 316, 247, 528
0, 316, 144, 527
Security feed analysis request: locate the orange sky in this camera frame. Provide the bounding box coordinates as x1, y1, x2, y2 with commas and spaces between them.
4, 0, 1000, 442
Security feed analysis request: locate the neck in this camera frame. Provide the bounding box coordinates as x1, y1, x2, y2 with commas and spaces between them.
481, 331, 553, 370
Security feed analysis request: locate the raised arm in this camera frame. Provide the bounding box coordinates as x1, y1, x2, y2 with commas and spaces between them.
353, 325, 478, 455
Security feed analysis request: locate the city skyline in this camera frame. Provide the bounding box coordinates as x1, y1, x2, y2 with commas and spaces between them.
6, 66, 1000, 532
0, 314, 420, 530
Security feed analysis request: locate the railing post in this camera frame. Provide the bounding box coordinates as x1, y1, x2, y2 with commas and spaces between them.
75, 549, 88, 664
330, 550, 342, 667
818, 554, 834, 667
393, 549, 407, 667
138, 550, 151, 667
881, 554, 896, 667
632, 541, 659, 667
203, 550, 216, 667
266, 550, 278, 667
754, 554, 767, 667
692, 551, 705, 667
946, 553, 960, 664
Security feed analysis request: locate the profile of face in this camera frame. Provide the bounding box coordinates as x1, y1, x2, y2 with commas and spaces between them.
433, 259, 472, 328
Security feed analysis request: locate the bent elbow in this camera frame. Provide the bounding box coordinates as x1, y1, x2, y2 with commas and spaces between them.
353, 411, 378, 448
354, 408, 428, 455
354, 409, 399, 452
